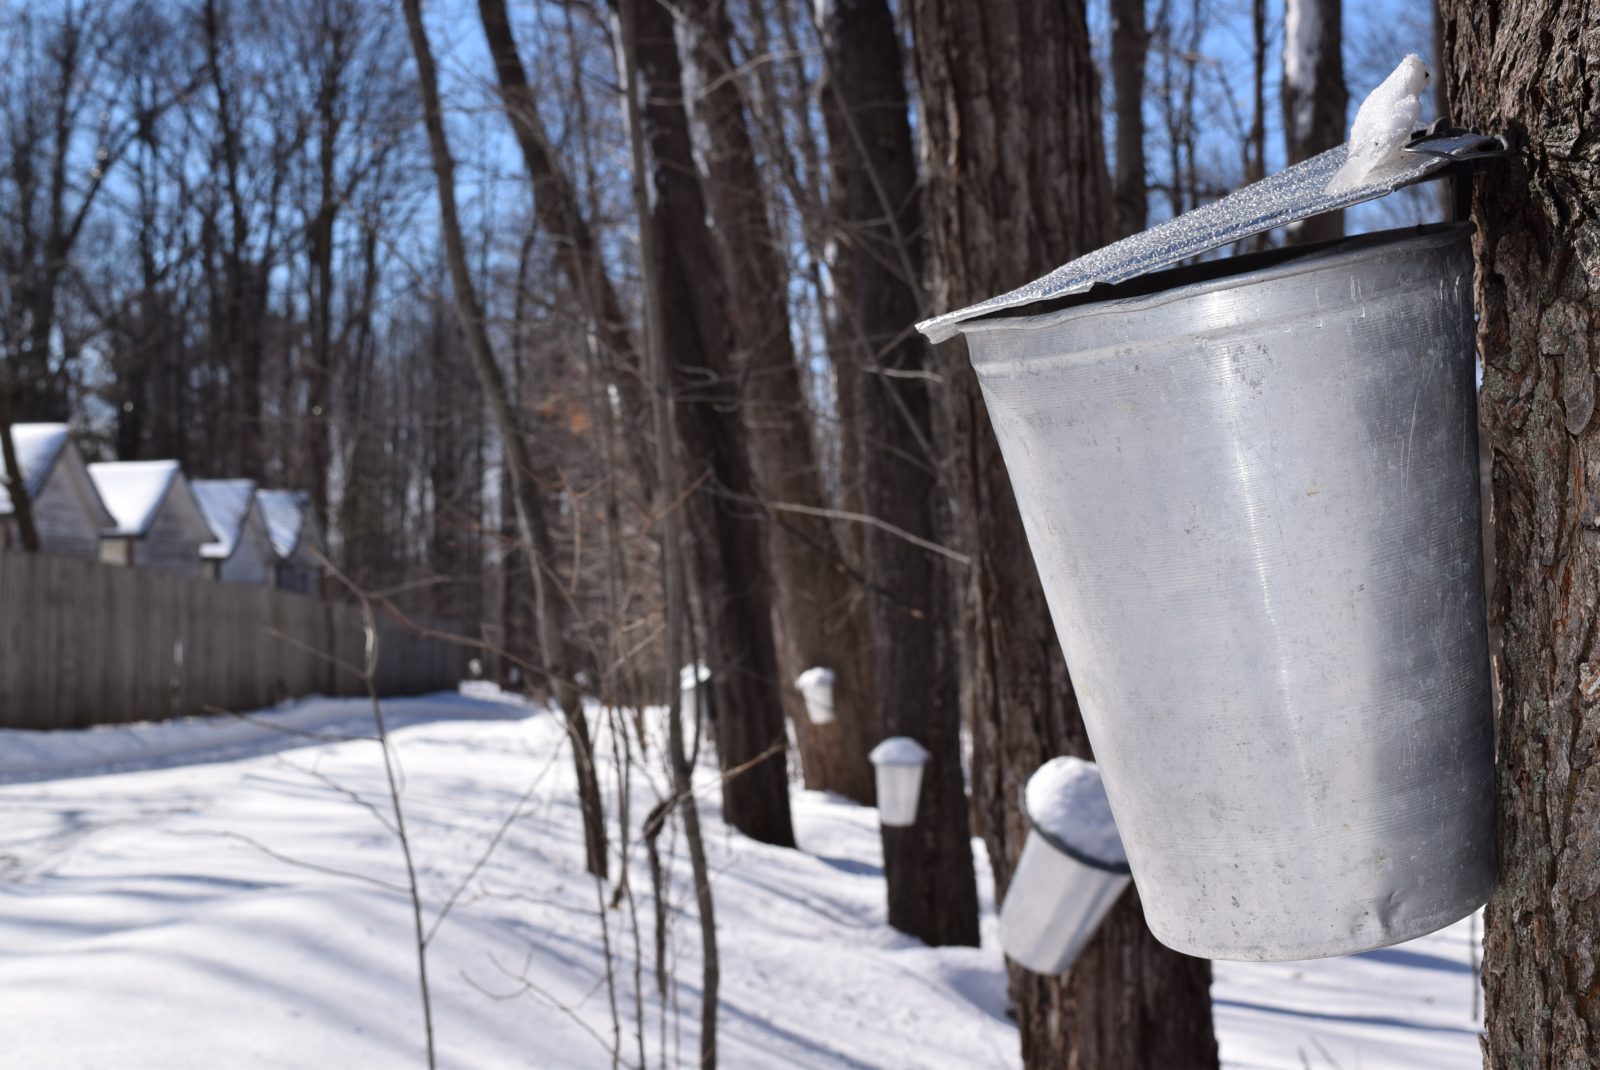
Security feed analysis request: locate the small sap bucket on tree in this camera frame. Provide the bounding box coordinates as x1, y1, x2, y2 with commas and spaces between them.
679, 662, 709, 713
793, 667, 836, 725
919, 132, 1506, 961
1000, 757, 1131, 975
869, 737, 929, 827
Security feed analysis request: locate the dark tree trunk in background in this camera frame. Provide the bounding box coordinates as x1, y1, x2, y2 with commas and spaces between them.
0, 384, 41, 552
1249, 0, 1268, 184
816, 82, 867, 563
823, 0, 977, 948
202, 0, 265, 480
683, 0, 878, 806
1109, 0, 1149, 238
623, 0, 795, 848
1281, 0, 1347, 243
1440, 3, 1600, 1066
908, 0, 1219, 1065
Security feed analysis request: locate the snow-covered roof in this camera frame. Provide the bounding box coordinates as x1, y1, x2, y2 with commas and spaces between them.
0, 423, 70, 515
256, 489, 312, 559
191, 479, 260, 560
87, 460, 185, 538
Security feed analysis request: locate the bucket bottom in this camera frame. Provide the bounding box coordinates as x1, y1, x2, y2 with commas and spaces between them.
1144, 873, 1494, 962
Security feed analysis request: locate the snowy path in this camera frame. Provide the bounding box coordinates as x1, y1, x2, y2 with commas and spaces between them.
0, 689, 1482, 1068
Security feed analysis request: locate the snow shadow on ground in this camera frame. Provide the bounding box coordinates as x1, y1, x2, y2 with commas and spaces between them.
0, 691, 525, 784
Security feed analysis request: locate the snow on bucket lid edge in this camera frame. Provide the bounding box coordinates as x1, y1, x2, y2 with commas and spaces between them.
869, 736, 929, 766
795, 667, 835, 690
1023, 757, 1130, 873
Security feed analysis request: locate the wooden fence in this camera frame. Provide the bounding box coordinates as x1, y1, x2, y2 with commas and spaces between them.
0, 552, 465, 730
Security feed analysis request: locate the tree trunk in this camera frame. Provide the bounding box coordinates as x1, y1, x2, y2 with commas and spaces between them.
1281, 0, 1347, 243
908, 0, 1219, 1064
1440, 4, 1600, 1066
401, 0, 609, 879
1248, 0, 1267, 185
617, 3, 721, 1056
1109, 0, 1149, 238
816, 80, 867, 563
620, 0, 795, 848
822, 0, 977, 947
0, 379, 42, 552
681, 0, 878, 806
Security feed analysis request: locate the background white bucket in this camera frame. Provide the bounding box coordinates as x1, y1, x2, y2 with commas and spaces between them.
793, 667, 836, 725
999, 757, 1131, 975
679, 663, 709, 714
869, 737, 929, 827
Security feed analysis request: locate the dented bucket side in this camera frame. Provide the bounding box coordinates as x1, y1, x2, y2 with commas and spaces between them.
963, 225, 1496, 960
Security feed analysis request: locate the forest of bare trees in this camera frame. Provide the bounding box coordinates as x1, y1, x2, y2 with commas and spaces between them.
4, 0, 1597, 1066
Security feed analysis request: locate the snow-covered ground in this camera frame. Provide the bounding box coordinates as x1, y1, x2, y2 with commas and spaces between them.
0, 688, 1484, 1068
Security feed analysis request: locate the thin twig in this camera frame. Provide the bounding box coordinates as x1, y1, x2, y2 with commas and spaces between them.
323, 558, 437, 1069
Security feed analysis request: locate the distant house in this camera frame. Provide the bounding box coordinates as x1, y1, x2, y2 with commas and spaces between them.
257, 489, 324, 595
88, 460, 213, 575
191, 479, 277, 584
0, 423, 114, 560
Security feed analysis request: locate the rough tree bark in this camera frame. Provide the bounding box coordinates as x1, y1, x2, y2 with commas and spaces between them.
401, 0, 609, 878
1281, 0, 1347, 243
908, 0, 1219, 1065
680, 0, 878, 805
1439, 3, 1600, 1066
822, 0, 977, 948
1109, 0, 1149, 238
620, 0, 795, 848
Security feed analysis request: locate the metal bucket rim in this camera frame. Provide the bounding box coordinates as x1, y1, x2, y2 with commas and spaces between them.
1020, 786, 1133, 875
957, 221, 1473, 346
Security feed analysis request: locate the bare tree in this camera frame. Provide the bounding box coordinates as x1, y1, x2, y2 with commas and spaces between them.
1248, 0, 1268, 184
401, 0, 608, 879
0, 385, 40, 551
1282, 0, 1347, 241
277, 0, 412, 528
615, 0, 795, 848
1110, 0, 1150, 237
616, 1, 721, 1057
1440, 2, 1600, 1066
819, 0, 977, 947
680, 0, 879, 804
908, 0, 1219, 1064
0, 1, 134, 421
476, 0, 659, 503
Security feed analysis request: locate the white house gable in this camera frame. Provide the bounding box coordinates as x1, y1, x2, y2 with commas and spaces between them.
0, 424, 112, 560
139, 479, 212, 575
193, 479, 277, 585
88, 461, 212, 576
258, 489, 323, 595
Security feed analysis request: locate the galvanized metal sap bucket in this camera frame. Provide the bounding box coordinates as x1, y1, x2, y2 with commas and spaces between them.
919, 139, 1502, 961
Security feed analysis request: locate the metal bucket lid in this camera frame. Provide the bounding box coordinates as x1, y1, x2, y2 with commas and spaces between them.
916, 126, 1504, 344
